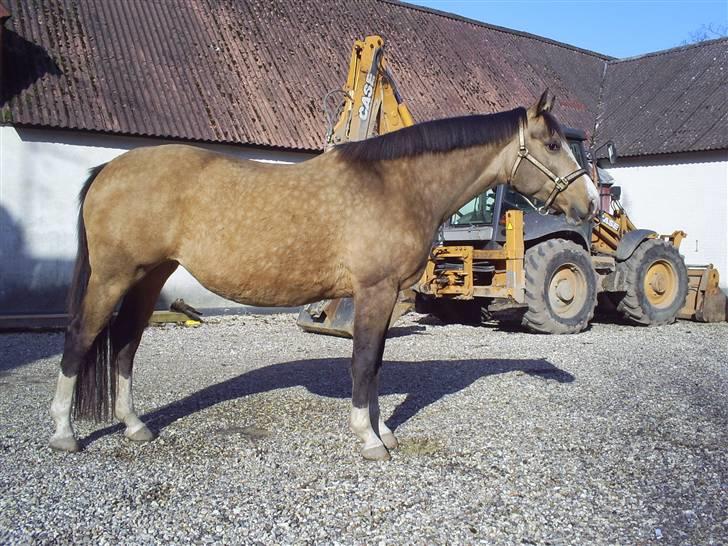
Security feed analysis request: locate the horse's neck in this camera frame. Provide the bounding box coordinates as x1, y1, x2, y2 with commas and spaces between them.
397, 141, 512, 227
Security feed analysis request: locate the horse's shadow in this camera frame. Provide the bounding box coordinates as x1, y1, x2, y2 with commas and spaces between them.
83, 357, 574, 447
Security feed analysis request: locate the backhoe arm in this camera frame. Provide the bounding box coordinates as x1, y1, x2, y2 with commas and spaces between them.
326, 35, 413, 148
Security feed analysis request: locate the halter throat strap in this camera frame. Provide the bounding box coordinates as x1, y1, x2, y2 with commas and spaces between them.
508, 118, 588, 215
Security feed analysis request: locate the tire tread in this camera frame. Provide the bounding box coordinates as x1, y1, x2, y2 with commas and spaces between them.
522, 239, 596, 334
614, 239, 688, 326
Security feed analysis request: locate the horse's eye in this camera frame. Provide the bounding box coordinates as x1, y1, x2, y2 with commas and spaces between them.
547, 141, 560, 152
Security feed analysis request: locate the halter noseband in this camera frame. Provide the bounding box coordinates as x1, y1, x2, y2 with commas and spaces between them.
507, 118, 588, 215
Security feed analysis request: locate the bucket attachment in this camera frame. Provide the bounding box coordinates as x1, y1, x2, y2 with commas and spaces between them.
678, 265, 727, 322
297, 297, 356, 338
296, 290, 416, 338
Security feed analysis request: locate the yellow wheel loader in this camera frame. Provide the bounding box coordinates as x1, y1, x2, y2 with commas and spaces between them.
296, 36, 726, 337
417, 143, 725, 333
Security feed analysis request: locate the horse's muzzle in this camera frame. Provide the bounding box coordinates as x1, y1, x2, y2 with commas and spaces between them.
566, 197, 599, 225
587, 196, 599, 221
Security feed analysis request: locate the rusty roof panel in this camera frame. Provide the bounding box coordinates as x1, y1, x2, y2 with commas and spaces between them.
3, 0, 609, 151
596, 38, 728, 158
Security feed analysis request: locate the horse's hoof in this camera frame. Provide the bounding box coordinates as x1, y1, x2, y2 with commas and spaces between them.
125, 425, 156, 443
361, 444, 391, 461
381, 432, 399, 450
49, 435, 80, 453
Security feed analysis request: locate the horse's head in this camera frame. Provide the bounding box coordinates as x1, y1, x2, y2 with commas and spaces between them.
507, 90, 599, 224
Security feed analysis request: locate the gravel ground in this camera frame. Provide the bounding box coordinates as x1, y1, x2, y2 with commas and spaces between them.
0, 312, 726, 545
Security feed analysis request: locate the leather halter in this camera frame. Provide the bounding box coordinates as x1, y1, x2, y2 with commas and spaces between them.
507, 118, 588, 215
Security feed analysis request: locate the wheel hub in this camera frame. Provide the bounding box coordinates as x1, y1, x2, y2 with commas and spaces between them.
548, 264, 587, 319
650, 275, 666, 295
555, 279, 575, 302
644, 260, 677, 309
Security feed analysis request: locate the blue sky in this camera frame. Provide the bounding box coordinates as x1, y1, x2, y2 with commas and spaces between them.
408, 1, 728, 58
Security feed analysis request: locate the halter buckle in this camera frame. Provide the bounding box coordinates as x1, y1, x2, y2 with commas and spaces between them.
554, 178, 568, 191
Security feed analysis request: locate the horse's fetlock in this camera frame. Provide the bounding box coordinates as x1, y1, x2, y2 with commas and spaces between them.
361, 443, 390, 461
49, 433, 81, 453
349, 406, 369, 432
124, 423, 155, 443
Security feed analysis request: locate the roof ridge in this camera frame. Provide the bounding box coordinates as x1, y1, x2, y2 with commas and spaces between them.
381, 0, 614, 61
608, 36, 728, 64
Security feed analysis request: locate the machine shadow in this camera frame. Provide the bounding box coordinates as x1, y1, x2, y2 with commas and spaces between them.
82, 357, 574, 447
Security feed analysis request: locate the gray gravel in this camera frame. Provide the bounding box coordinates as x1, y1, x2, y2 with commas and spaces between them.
1, 313, 726, 545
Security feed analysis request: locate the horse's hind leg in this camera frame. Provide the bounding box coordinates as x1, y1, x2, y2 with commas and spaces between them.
50, 277, 131, 452
111, 261, 178, 442
350, 282, 398, 461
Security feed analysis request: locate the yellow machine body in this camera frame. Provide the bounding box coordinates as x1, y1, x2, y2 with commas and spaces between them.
298, 36, 725, 337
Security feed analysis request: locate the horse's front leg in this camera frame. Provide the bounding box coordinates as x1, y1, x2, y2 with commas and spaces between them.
369, 373, 398, 450
350, 282, 398, 461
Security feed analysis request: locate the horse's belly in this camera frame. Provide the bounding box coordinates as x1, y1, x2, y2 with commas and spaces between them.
211, 276, 352, 307
180, 249, 352, 307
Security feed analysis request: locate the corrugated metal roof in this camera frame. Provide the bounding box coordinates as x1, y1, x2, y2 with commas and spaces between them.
1, 0, 607, 151
595, 38, 728, 158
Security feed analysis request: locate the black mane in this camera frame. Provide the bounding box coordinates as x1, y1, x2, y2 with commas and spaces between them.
336, 107, 527, 162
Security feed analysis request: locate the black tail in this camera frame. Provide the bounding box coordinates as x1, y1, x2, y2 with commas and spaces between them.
68, 163, 115, 421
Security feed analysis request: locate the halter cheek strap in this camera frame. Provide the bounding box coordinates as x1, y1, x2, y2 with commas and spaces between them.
507, 118, 588, 215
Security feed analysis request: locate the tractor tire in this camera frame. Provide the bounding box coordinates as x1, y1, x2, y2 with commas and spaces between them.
522, 239, 597, 334
611, 239, 688, 326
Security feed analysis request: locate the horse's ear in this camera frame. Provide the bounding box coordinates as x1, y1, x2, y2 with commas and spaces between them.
535, 89, 556, 115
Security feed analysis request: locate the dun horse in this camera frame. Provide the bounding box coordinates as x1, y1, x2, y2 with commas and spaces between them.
50, 90, 599, 460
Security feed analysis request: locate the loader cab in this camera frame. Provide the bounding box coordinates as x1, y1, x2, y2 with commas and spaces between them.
442, 127, 592, 247
565, 127, 589, 169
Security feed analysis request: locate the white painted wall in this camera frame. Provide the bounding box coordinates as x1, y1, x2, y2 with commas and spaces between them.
603, 150, 728, 289
0, 126, 315, 315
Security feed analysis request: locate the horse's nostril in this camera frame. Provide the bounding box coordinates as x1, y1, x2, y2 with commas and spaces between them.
585, 197, 598, 220
575, 199, 598, 224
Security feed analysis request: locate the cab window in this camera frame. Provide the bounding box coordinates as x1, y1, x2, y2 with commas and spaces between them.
502, 187, 539, 212
568, 140, 587, 169
450, 189, 496, 225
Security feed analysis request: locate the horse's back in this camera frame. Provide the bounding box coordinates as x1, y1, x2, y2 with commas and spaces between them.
83, 144, 355, 306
